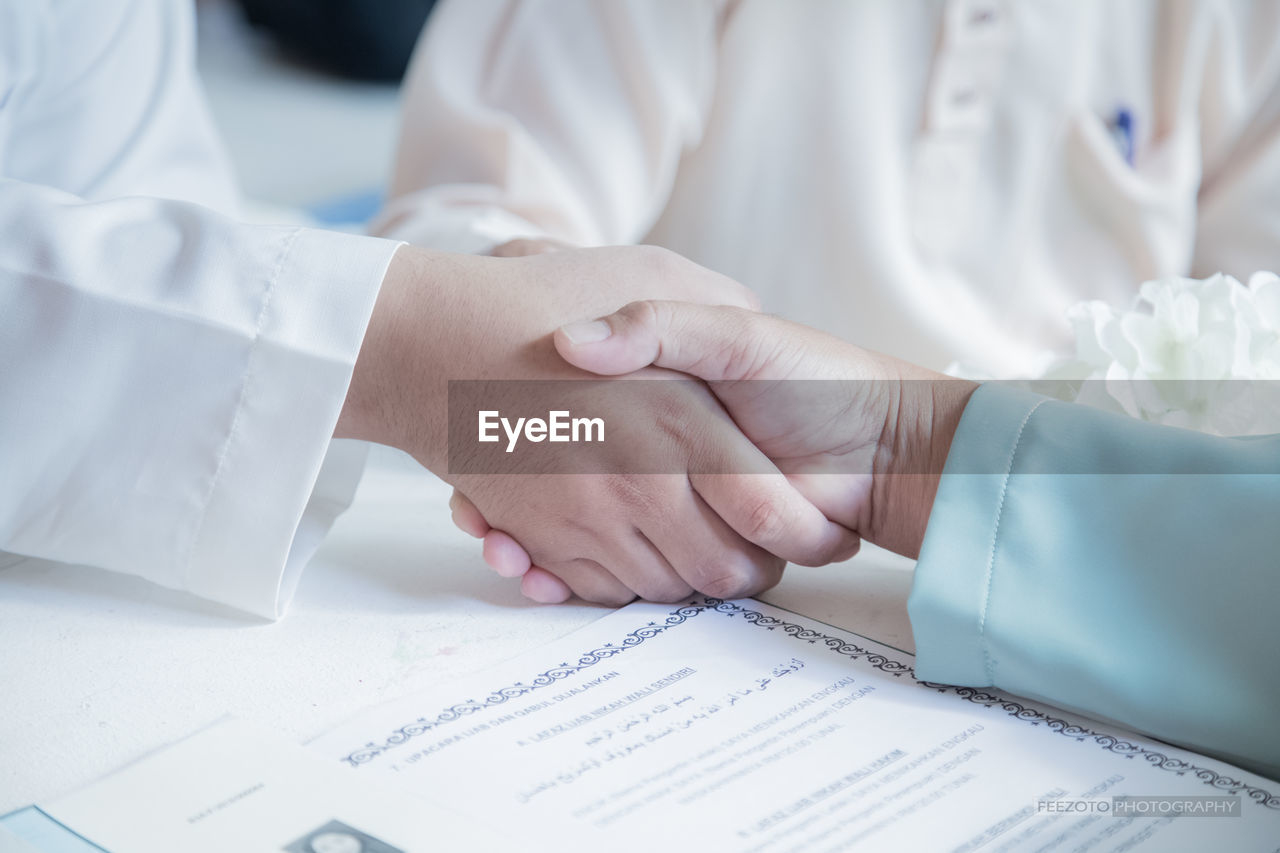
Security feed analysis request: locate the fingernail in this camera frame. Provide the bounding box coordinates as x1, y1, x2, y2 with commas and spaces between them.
560, 319, 612, 345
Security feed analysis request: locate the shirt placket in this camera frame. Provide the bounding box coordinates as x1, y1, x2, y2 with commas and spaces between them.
910, 0, 1011, 259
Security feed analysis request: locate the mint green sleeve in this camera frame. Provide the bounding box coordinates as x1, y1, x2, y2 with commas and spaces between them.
908, 383, 1280, 778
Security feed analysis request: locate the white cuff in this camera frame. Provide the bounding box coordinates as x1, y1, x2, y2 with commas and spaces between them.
183, 229, 401, 618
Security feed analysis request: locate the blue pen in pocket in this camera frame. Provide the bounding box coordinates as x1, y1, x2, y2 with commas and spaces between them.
1108, 107, 1135, 166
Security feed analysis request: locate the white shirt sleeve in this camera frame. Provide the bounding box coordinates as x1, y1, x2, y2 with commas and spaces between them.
378, 0, 724, 251
0, 182, 400, 619
0, 0, 402, 618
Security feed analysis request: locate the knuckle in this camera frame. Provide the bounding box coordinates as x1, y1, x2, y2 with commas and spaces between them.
616, 297, 663, 332
635, 246, 699, 296
635, 575, 694, 604
650, 385, 708, 441
603, 474, 667, 517
740, 495, 789, 546
683, 551, 755, 600
697, 570, 755, 600
697, 554, 783, 599
558, 558, 636, 607
637, 244, 682, 273
601, 587, 640, 607
718, 311, 778, 376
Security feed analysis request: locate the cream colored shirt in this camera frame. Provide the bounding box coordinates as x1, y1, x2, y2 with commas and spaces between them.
381, 0, 1280, 375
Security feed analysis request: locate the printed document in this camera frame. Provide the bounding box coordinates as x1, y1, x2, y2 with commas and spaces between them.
313, 598, 1280, 851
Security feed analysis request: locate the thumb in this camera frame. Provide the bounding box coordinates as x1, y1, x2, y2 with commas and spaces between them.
554, 300, 768, 380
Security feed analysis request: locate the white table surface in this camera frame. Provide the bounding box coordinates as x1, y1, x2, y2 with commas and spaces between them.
0, 447, 917, 813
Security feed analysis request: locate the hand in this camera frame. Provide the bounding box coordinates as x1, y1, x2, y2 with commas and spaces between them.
553, 301, 978, 558
462, 298, 976, 602
448, 235, 569, 573
449, 235, 786, 599
337, 247, 858, 605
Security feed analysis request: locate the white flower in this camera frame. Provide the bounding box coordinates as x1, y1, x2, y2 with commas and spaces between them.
1235, 271, 1280, 380
1041, 272, 1280, 435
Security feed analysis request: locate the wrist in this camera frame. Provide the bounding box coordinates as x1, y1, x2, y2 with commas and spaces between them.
335, 245, 452, 467
865, 375, 977, 558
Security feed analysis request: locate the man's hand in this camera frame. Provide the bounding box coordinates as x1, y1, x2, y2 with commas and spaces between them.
337, 247, 857, 605
554, 301, 978, 557
465, 298, 978, 602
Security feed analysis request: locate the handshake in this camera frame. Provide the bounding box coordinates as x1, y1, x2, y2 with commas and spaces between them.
336, 243, 976, 606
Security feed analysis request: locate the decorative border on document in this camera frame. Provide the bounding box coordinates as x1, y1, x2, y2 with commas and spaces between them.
710, 598, 1280, 812
341, 600, 716, 766
342, 596, 1280, 812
